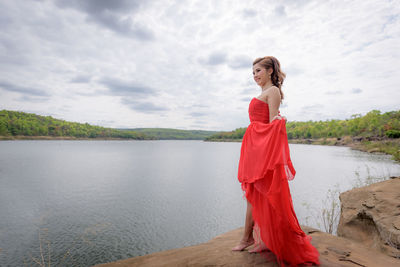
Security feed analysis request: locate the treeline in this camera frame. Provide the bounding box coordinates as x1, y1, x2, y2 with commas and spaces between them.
125, 128, 218, 140
0, 110, 151, 139
204, 127, 247, 141
286, 110, 400, 139
205, 109, 400, 141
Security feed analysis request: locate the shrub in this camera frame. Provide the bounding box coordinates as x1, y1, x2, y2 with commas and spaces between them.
385, 130, 400, 138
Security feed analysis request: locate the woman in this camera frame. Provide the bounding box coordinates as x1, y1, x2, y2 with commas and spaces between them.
232, 56, 320, 266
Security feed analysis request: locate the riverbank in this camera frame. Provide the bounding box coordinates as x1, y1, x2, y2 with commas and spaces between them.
2, 135, 399, 162
289, 136, 400, 162
206, 136, 400, 162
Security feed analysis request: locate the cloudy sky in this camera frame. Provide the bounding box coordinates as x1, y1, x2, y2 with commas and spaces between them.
0, 0, 399, 131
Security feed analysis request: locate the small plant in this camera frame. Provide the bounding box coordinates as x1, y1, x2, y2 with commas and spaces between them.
302, 165, 395, 236
319, 184, 341, 235
25, 228, 51, 267
385, 129, 400, 138
25, 223, 111, 266
301, 183, 341, 235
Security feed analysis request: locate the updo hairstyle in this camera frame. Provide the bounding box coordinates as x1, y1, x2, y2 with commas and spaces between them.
253, 56, 286, 102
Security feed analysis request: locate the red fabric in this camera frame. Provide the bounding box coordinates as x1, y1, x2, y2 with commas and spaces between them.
237, 97, 320, 266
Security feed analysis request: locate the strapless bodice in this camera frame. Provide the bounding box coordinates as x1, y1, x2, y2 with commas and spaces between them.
249, 97, 270, 123
249, 97, 281, 124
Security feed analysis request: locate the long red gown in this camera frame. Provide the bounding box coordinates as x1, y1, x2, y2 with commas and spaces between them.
237, 97, 320, 266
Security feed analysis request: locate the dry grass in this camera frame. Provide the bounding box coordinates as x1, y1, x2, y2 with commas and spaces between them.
351, 165, 390, 189
320, 184, 341, 235
301, 183, 341, 235
302, 164, 394, 236
26, 228, 51, 267
25, 223, 111, 266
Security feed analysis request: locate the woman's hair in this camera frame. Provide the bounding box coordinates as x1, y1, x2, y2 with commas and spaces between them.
253, 56, 285, 102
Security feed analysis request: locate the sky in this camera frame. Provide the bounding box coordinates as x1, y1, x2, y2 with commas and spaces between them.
0, 0, 399, 131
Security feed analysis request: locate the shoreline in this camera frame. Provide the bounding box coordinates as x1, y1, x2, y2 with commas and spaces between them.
289, 137, 400, 162
207, 136, 400, 162
2, 135, 399, 162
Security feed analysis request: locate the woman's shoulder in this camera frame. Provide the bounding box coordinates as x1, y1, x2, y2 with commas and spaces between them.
262, 86, 280, 98
268, 85, 280, 92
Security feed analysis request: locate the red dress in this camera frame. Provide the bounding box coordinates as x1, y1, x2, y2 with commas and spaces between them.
238, 97, 320, 266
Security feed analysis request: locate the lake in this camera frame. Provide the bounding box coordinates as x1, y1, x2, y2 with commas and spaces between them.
0, 140, 399, 266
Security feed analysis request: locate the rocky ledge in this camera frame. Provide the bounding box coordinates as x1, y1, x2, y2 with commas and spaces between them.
96, 227, 398, 267
338, 176, 400, 259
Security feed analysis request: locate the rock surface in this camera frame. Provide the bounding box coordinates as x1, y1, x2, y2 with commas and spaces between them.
338, 176, 400, 259
96, 226, 399, 267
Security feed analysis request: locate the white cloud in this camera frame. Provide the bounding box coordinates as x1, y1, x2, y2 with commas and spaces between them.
0, 0, 399, 131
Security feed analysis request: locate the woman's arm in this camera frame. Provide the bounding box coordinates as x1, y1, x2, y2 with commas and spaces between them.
267, 87, 282, 122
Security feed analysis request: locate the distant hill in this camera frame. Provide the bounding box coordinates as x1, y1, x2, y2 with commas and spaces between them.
0, 110, 151, 140
0, 110, 219, 140
119, 128, 218, 140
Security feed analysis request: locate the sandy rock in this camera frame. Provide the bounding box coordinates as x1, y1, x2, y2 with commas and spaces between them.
337, 176, 400, 259
95, 226, 399, 267
394, 218, 400, 230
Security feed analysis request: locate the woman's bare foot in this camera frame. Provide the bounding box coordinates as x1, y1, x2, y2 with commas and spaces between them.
248, 242, 269, 253
231, 237, 255, 251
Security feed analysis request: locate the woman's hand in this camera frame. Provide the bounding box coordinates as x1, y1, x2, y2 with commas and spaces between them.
271, 115, 287, 122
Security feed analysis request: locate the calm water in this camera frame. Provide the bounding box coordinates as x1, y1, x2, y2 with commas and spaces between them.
0, 140, 399, 266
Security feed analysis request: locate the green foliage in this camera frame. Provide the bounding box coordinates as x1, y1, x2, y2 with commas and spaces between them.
285, 109, 397, 139
286, 109, 400, 139
385, 129, 400, 138
0, 110, 150, 140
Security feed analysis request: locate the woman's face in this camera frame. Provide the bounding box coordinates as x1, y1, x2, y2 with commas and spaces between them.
252, 63, 271, 87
